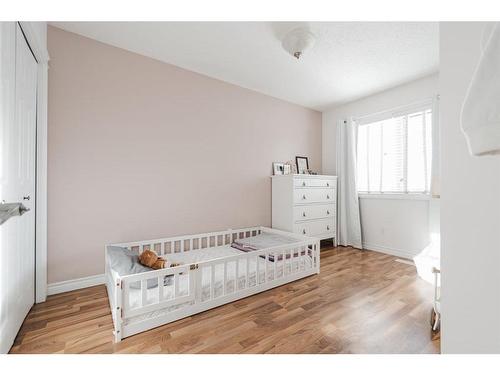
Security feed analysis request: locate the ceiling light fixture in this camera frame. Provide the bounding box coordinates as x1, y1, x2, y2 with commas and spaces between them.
281, 27, 316, 60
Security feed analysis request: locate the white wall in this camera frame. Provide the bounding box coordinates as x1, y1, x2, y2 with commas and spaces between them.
356, 196, 432, 258
322, 74, 439, 258
440, 22, 500, 353
47, 27, 321, 284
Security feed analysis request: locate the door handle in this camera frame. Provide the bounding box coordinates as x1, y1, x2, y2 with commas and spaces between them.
23, 195, 30, 201
0, 202, 30, 225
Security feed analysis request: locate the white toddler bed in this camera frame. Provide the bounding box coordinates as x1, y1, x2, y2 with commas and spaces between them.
105, 227, 320, 342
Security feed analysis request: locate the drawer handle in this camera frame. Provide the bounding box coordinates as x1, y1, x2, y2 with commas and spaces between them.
327, 210, 330, 215
327, 182, 330, 187
327, 195, 330, 199
302, 212, 306, 217
302, 182, 306, 187
327, 225, 330, 231
302, 229, 306, 235
302, 195, 306, 200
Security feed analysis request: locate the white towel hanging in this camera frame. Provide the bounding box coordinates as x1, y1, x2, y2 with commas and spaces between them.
461, 22, 500, 156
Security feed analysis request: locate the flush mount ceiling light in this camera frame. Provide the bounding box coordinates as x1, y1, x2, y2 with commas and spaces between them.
281, 27, 316, 60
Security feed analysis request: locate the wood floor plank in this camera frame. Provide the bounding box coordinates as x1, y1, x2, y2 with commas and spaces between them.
9, 247, 440, 354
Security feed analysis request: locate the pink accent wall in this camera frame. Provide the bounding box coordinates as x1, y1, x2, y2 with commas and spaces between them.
47, 26, 321, 283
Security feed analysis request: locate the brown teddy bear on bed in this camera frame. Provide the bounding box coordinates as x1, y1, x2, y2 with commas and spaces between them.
138, 249, 181, 269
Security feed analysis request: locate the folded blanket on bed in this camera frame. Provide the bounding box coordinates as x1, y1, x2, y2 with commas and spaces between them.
231, 232, 302, 262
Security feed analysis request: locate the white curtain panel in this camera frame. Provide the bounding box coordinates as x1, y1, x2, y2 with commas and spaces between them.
336, 119, 363, 248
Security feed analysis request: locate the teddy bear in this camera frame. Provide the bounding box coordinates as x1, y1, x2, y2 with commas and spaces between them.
138, 249, 181, 269
138, 249, 167, 270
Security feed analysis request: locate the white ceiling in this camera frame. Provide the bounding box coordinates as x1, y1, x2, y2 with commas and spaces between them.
50, 22, 439, 111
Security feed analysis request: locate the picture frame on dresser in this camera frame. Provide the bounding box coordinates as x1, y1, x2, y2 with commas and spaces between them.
273, 162, 285, 175
295, 156, 309, 174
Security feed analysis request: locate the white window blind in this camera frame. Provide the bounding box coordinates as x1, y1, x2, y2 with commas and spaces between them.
356, 105, 432, 194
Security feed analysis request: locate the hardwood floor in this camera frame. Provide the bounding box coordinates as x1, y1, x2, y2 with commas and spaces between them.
10, 247, 440, 354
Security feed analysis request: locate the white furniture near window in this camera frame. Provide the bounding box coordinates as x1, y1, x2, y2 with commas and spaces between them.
271, 174, 337, 243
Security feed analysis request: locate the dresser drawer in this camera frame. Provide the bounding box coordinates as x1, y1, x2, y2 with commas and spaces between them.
294, 218, 335, 238
294, 188, 335, 205
294, 178, 336, 189
294, 204, 335, 222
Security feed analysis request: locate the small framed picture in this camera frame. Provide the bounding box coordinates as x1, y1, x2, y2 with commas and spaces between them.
273, 162, 285, 175
295, 156, 309, 174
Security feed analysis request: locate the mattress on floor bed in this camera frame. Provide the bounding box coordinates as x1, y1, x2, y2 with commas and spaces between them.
124, 245, 312, 324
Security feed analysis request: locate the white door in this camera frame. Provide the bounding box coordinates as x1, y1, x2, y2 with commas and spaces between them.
0, 23, 38, 353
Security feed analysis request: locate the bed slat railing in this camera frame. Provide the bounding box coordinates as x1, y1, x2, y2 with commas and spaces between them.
123, 282, 130, 310
210, 264, 215, 299
281, 249, 286, 277
158, 276, 164, 301
120, 264, 196, 319
287, 250, 292, 276
223, 261, 228, 295
273, 254, 277, 280
188, 240, 317, 304
109, 227, 320, 342
113, 226, 263, 256
245, 257, 250, 287
256, 253, 260, 285
174, 273, 180, 299
235, 259, 240, 290
141, 280, 147, 307
264, 253, 268, 282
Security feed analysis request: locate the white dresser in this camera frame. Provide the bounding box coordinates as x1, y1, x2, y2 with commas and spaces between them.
271, 174, 337, 243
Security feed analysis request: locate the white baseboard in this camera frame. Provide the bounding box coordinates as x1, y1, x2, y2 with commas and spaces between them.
47, 274, 105, 296
362, 242, 416, 260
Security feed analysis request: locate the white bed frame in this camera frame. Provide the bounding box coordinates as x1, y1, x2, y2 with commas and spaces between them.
105, 226, 320, 342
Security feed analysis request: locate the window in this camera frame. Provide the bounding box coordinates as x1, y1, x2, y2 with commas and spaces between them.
356, 105, 432, 194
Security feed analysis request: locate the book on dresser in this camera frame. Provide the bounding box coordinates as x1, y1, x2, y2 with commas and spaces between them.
271, 174, 337, 245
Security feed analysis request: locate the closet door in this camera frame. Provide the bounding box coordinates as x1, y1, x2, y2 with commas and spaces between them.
0, 22, 38, 353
